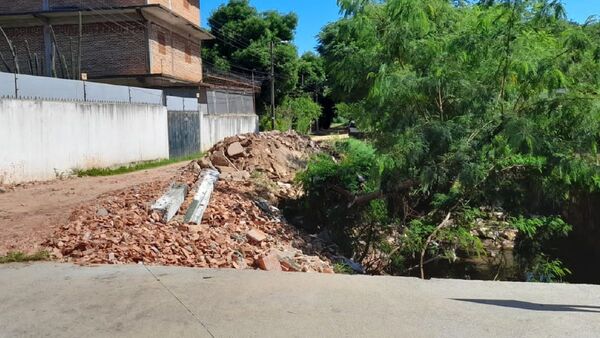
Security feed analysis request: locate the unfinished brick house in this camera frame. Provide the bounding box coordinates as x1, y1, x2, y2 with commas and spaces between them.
0, 0, 213, 88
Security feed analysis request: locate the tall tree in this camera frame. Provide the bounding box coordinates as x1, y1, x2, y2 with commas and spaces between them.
203, 0, 300, 111
309, 0, 600, 280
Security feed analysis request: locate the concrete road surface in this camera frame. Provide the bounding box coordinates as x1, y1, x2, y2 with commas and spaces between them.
0, 263, 599, 338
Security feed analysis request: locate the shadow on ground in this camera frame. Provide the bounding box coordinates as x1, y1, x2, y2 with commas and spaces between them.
452, 299, 600, 313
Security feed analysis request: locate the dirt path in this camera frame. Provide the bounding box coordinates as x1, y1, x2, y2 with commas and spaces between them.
0, 162, 187, 255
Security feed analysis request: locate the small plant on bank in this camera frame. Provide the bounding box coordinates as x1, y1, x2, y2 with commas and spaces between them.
0, 251, 50, 264
333, 262, 355, 274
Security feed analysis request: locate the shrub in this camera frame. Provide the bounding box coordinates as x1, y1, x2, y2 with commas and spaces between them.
274, 96, 322, 134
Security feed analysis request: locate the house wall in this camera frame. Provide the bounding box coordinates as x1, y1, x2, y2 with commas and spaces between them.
48, 0, 145, 10
0, 22, 147, 78
0, 0, 201, 26
0, 1, 43, 13
0, 0, 144, 13
148, 0, 200, 25
0, 26, 45, 75
149, 23, 202, 83
55, 22, 148, 77
0, 98, 169, 184
201, 113, 259, 151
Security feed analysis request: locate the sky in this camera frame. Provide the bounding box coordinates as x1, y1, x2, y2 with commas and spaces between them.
200, 0, 600, 54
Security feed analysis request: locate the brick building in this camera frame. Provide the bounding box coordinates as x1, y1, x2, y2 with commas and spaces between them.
0, 0, 213, 88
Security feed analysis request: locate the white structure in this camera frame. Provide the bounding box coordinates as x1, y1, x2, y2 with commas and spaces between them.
0, 72, 259, 184
0, 99, 169, 183
0, 98, 258, 184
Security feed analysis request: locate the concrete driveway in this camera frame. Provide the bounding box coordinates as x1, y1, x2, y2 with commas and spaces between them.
0, 263, 599, 338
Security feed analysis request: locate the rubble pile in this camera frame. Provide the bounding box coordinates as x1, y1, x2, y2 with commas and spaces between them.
199, 131, 320, 182
46, 131, 334, 273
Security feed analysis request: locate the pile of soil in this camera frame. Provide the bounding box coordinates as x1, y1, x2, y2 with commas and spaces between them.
45, 132, 334, 273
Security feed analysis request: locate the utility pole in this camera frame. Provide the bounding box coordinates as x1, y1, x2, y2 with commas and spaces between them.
270, 40, 275, 130
78, 11, 82, 80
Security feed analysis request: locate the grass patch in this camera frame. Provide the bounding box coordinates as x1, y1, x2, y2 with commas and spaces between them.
333, 262, 355, 274
74, 153, 203, 177
0, 251, 50, 264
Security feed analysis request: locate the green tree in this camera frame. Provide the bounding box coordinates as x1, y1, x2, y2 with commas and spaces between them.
297, 52, 326, 95
308, 0, 600, 280
268, 96, 322, 134
203, 0, 299, 110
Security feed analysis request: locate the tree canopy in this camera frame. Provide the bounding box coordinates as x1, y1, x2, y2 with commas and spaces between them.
302, 0, 600, 281
202, 0, 299, 109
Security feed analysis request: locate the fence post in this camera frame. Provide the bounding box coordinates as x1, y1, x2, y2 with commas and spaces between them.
14, 73, 18, 98
198, 94, 204, 151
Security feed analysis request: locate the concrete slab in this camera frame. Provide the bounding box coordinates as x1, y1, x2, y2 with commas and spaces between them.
1, 263, 599, 338
0, 263, 211, 338
148, 266, 600, 338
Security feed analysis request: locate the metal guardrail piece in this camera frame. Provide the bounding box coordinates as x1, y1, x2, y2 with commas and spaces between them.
151, 183, 189, 223
184, 169, 220, 224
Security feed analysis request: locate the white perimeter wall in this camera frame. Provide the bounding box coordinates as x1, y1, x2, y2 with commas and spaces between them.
200, 104, 259, 151
201, 111, 259, 151
0, 99, 169, 184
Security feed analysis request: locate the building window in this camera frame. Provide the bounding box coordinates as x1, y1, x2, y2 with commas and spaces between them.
185, 43, 192, 63
158, 32, 166, 55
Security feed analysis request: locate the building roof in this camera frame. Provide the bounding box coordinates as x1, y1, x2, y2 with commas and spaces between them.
0, 4, 214, 41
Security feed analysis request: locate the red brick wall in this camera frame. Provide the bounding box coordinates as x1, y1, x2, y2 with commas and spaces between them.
0, 1, 42, 13
149, 23, 202, 83
149, 0, 200, 25
48, 0, 144, 10
0, 0, 145, 12
1, 0, 201, 26
0, 22, 147, 78
54, 22, 147, 77
0, 26, 45, 74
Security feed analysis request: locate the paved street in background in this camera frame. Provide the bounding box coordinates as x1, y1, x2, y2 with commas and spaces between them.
1, 263, 599, 337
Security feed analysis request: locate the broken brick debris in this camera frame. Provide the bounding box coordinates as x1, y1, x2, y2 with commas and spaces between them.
247, 228, 267, 243
200, 131, 320, 182
44, 131, 334, 274
257, 253, 282, 272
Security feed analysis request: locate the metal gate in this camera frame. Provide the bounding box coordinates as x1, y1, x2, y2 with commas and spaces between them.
167, 96, 200, 158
